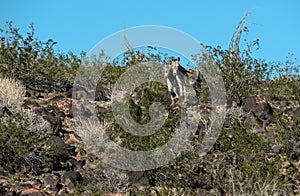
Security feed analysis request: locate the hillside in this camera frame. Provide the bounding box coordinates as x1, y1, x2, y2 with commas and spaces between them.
0, 22, 299, 195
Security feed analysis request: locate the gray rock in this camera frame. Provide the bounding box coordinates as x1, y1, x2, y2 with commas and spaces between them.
43, 174, 59, 193
272, 144, 283, 154
50, 136, 75, 156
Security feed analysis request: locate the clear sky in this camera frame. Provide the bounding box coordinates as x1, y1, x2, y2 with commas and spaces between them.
1, 0, 300, 63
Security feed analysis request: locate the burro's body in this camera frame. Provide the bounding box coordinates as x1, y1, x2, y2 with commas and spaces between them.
164, 57, 199, 101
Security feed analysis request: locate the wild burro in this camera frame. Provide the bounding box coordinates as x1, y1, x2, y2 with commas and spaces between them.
164, 56, 200, 103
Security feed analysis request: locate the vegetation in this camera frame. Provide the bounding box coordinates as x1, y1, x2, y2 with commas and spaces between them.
0, 21, 80, 92
0, 75, 60, 175
0, 18, 299, 195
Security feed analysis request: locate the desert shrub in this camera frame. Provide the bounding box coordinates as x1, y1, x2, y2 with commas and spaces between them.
0, 22, 80, 92
83, 165, 130, 194
192, 38, 268, 106
0, 108, 60, 175
0, 73, 60, 174
0, 74, 25, 109
113, 45, 168, 67
265, 77, 300, 102
76, 56, 125, 91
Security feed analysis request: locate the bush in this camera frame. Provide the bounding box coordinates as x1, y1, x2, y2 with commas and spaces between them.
0, 75, 25, 110
0, 73, 60, 175
0, 22, 80, 92
0, 108, 60, 175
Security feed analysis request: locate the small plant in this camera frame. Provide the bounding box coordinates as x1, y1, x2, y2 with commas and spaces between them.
0, 75, 25, 110
84, 166, 130, 194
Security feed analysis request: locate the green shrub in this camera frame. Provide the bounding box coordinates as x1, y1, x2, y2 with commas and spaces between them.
0, 22, 80, 92
0, 108, 60, 175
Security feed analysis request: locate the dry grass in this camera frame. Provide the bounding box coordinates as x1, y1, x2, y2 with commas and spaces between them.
0, 75, 25, 109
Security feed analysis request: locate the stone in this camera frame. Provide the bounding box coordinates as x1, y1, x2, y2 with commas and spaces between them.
63, 158, 82, 171
43, 174, 59, 193
293, 107, 300, 119
61, 171, 82, 193
20, 188, 44, 196
95, 85, 111, 101
64, 133, 81, 145
42, 113, 62, 135
50, 136, 76, 156
243, 95, 273, 116
127, 171, 149, 186
243, 95, 277, 126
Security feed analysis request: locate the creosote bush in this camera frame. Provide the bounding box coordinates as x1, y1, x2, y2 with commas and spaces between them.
0, 108, 60, 175
0, 21, 80, 92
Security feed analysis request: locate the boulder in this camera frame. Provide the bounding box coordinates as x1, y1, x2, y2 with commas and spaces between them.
50, 136, 76, 157
43, 174, 59, 194
61, 171, 82, 193
25, 90, 41, 98
293, 107, 300, 119
243, 95, 277, 126
243, 95, 273, 116
63, 158, 83, 171
126, 171, 150, 187
95, 85, 111, 101
20, 188, 44, 196
42, 114, 62, 135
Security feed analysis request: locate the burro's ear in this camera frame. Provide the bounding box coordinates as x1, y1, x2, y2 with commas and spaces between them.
177, 57, 180, 62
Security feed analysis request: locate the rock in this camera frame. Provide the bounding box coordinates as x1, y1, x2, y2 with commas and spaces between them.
243, 95, 277, 126
25, 90, 41, 98
293, 107, 300, 119
50, 136, 76, 156
64, 133, 81, 145
43, 113, 62, 135
20, 188, 44, 196
272, 144, 283, 153
95, 85, 111, 101
61, 171, 82, 193
63, 158, 82, 171
243, 95, 273, 116
127, 171, 149, 186
43, 174, 59, 194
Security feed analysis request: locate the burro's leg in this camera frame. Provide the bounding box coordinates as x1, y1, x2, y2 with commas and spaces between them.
176, 74, 184, 97
166, 77, 172, 93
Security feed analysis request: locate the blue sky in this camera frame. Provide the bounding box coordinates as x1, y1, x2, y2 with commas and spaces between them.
1, 0, 300, 63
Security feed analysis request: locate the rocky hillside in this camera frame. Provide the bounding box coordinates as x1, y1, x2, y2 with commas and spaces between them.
0, 22, 299, 195
0, 75, 299, 195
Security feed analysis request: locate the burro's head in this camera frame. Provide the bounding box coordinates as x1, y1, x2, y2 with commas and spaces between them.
172, 56, 180, 75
